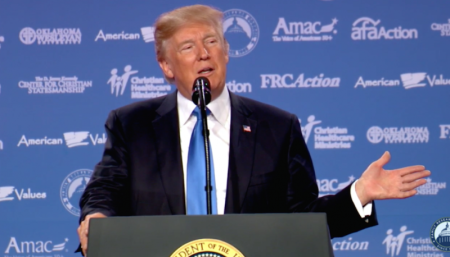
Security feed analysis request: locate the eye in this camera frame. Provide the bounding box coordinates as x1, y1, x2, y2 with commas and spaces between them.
206, 38, 217, 45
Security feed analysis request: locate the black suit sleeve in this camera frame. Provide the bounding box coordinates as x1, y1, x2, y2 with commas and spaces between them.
79, 110, 131, 222
286, 114, 378, 238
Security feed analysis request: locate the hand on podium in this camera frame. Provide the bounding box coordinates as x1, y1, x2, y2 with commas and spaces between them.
77, 212, 107, 256
355, 151, 431, 206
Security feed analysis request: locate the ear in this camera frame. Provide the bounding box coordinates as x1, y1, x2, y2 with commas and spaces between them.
158, 59, 174, 79
224, 39, 230, 64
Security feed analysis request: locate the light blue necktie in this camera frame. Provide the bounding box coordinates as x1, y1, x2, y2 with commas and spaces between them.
187, 107, 218, 215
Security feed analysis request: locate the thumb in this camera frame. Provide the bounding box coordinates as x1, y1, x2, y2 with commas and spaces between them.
376, 151, 391, 167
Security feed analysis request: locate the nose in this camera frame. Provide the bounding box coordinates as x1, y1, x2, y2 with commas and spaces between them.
199, 47, 210, 60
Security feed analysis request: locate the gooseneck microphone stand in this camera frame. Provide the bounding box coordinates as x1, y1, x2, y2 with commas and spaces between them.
192, 77, 213, 215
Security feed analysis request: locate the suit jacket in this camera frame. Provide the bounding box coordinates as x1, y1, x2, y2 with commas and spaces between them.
80, 91, 378, 238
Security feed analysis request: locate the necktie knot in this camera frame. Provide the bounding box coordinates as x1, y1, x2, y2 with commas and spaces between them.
192, 107, 211, 119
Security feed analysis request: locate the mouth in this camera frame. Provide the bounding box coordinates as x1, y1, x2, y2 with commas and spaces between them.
198, 67, 214, 75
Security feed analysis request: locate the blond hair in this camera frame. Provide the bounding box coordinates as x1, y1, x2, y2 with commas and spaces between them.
154, 5, 228, 83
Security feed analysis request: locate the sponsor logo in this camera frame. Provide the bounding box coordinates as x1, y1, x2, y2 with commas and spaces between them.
383, 226, 444, 256
430, 217, 450, 251
18, 132, 105, 148
352, 17, 418, 40
108, 65, 172, 99
261, 74, 340, 88
367, 126, 429, 144
355, 73, 450, 89
63, 131, 107, 148
18, 76, 93, 94
431, 19, 450, 37
0, 140, 3, 150
19, 27, 82, 45
0, 186, 47, 202
416, 178, 446, 196
317, 176, 355, 197
226, 80, 252, 93
440, 125, 450, 139
332, 237, 369, 251
4, 237, 68, 255
223, 9, 259, 57
95, 30, 140, 41
0, 35, 4, 49
273, 18, 337, 42
170, 239, 245, 257
17, 135, 63, 147
141, 26, 155, 42
300, 115, 355, 149
60, 169, 93, 216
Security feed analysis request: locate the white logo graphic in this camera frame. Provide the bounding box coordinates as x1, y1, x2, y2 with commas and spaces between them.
0, 186, 47, 202
0, 35, 4, 49
332, 237, 369, 251
141, 26, 155, 42
223, 9, 259, 57
383, 226, 414, 256
60, 169, 93, 216
17, 135, 63, 147
226, 80, 252, 93
431, 19, 450, 37
5, 237, 68, 254
0, 187, 15, 202
352, 17, 418, 40
63, 131, 89, 147
261, 74, 340, 88
108, 65, 171, 99
273, 18, 337, 42
19, 27, 81, 45
416, 178, 446, 195
440, 125, 450, 139
400, 73, 427, 89
18, 76, 92, 94
63, 131, 107, 148
317, 176, 355, 197
95, 30, 141, 41
0, 140, 3, 150
367, 126, 429, 144
299, 115, 355, 149
108, 65, 138, 96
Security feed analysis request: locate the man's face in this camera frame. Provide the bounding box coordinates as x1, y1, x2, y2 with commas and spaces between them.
159, 23, 229, 101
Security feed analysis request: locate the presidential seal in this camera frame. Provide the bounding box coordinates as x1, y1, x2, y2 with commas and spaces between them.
170, 239, 245, 257
223, 9, 259, 58
430, 217, 450, 251
60, 169, 93, 216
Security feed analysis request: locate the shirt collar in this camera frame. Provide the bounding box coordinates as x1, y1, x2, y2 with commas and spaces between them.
177, 87, 230, 127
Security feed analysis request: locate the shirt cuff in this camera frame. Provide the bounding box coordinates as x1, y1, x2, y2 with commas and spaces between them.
350, 180, 373, 218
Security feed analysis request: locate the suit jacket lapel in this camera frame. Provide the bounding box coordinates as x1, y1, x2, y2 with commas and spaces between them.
225, 93, 257, 213
152, 92, 185, 214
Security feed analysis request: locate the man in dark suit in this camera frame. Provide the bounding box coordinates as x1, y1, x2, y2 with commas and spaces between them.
77, 5, 430, 256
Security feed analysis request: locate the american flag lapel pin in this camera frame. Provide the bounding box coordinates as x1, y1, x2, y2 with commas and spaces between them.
242, 125, 251, 132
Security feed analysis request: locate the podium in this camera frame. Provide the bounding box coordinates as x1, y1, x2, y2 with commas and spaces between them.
87, 213, 334, 257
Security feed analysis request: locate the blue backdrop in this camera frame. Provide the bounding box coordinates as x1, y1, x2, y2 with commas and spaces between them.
0, 0, 449, 256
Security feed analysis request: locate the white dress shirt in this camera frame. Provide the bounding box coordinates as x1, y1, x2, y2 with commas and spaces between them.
177, 88, 372, 217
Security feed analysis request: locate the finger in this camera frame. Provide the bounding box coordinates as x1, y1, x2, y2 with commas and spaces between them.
375, 151, 391, 167
402, 170, 431, 183
397, 165, 426, 176
400, 178, 427, 192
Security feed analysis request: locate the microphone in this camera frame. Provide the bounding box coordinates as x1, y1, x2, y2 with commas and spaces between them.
191, 77, 211, 107
191, 76, 213, 215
